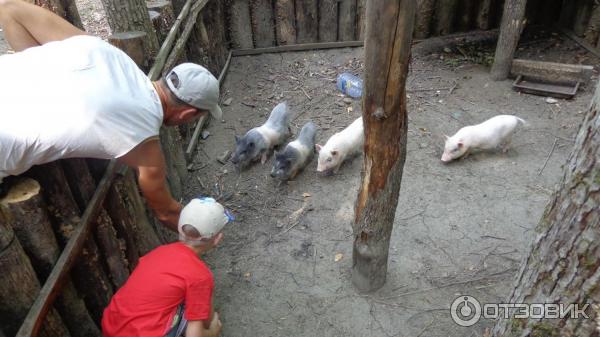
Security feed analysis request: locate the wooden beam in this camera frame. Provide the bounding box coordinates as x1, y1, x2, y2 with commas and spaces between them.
232, 41, 365, 56
511, 59, 594, 84
15, 161, 119, 337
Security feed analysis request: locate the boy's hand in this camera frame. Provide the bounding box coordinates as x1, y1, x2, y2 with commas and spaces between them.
208, 312, 222, 336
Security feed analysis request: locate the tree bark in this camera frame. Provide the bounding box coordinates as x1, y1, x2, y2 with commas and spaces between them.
338, 0, 357, 41
100, 0, 160, 63
0, 211, 70, 337
229, 0, 254, 49
275, 0, 297, 45
584, 2, 600, 45
476, 0, 493, 30
492, 79, 600, 337
352, 0, 415, 293
251, 0, 276, 47
434, 0, 459, 35
27, 162, 113, 323
108, 31, 147, 68
356, 0, 366, 41
490, 0, 528, 81
414, 0, 435, 39
294, 0, 318, 43
147, 0, 175, 45
62, 159, 130, 289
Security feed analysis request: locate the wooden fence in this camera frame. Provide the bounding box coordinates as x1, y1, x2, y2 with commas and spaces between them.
227, 0, 600, 50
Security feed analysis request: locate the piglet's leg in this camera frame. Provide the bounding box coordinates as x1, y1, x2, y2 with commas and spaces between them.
501, 136, 513, 153
261, 152, 268, 164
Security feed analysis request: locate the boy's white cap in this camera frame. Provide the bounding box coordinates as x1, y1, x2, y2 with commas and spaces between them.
178, 198, 231, 239
166, 63, 223, 120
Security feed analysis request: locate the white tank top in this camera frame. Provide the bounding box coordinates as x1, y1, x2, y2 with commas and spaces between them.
0, 36, 163, 181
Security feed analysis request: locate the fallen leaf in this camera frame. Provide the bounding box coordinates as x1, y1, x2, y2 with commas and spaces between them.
334, 253, 343, 262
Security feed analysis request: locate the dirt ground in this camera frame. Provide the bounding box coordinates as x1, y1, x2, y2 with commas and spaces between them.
185, 33, 598, 337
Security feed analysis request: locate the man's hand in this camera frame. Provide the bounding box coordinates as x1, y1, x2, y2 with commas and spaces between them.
118, 138, 181, 231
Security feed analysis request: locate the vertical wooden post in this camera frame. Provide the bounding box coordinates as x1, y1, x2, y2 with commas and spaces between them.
356, 0, 366, 41
276, 0, 297, 45
584, 2, 600, 45
352, 0, 415, 292
490, 0, 528, 81
294, 0, 318, 43
434, 0, 459, 35
319, 0, 337, 42
251, 0, 276, 47
476, 0, 493, 30
229, 0, 254, 49
415, 0, 435, 38
338, 0, 357, 41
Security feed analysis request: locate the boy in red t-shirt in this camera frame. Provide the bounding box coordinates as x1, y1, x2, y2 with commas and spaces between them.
102, 197, 233, 337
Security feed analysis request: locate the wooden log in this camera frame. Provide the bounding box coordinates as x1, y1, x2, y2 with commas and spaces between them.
338, 0, 357, 41
490, 0, 528, 81
27, 162, 113, 323
229, 0, 254, 49
352, 0, 415, 292
198, 0, 229, 74
100, 0, 160, 58
231, 40, 365, 56
412, 29, 498, 56
584, 2, 600, 45
276, 0, 297, 45
434, 0, 459, 35
510, 59, 594, 84
108, 31, 147, 69
147, 0, 175, 45
0, 178, 100, 337
573, 0, 593, 37
295, 0, 318, 43
414, 0, 435, 38
0, 211, 70, 337
62, 159, 130, 289
1, 178, 60, 279
476, 0, 493, 30
251, 0, 276, 47
356, 0, 366, 40
105, 170, 161, 259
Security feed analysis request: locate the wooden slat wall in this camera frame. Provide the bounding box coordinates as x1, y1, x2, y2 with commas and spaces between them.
227, 0, 600, 50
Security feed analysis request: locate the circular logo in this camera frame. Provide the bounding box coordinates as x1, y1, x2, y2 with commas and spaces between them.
450, 295, 482, 327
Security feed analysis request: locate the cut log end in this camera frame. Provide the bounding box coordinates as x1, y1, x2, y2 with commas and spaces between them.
1, 178, 40, 204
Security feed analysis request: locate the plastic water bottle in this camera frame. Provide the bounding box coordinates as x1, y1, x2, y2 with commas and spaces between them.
336, 72, 363, 98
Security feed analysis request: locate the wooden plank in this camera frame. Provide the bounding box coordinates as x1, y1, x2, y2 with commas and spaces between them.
356, 0, 366, 40
251, 0, 276, 47
318, 0, 337, 42
15, 161, 119, 337
275, 0, 297, 45
295, 0, 318, 43
338, 0, 357, 41
232, 40, 365, 56
229, 0, 254, 49
511, 59, 594, 84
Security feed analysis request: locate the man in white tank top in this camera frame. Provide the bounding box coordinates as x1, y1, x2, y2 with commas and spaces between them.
0, 0, 223, 231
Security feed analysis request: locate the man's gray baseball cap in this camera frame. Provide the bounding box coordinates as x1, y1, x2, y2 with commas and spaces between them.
166, 63, 222, 120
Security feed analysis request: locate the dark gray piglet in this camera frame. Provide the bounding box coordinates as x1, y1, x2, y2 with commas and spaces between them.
231, 102, 292, 168
270, 121, 317, 181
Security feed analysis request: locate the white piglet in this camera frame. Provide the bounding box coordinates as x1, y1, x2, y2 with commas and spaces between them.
316, 117, 364, 174
441, 115, 526, 162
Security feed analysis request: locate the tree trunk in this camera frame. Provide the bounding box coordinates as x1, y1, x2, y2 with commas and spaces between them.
338, 0, 357, 41
476, 0, 493, 30
352, 0, 415, 293
100, 0, 160, 63
229, 0, 254, 49
294, 0, 318, 43
318, 0, 337, 42
108, 31, 147, 68
414, 0, 435, 39
147, 0, 175, 45
434, 0, 459, 35
251, 0, 276, 47
27, 162, 113, 323
275, 0, 297, 45
584, 2, 600, 45
492, 79, 600, 337
490, 0, 528, 81
197, 0, 228, 74
356, 0, 366, 41
0, 211, 70, 337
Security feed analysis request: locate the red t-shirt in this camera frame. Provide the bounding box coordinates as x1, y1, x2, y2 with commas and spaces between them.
102, 242, 214, 337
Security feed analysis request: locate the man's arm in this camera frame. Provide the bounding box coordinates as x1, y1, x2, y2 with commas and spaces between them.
118, 138, 182, 231
186, 313, 222, 337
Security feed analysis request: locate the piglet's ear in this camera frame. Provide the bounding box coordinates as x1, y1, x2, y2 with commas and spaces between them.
331, 150, 338, 156
315, 144, 323, 152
